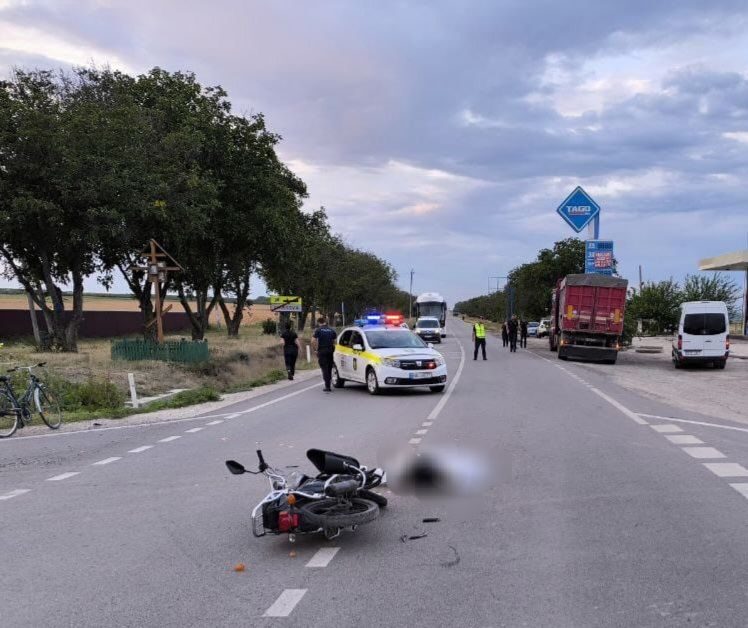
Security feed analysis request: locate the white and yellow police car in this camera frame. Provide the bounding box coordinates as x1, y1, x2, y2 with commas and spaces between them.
332, 320, 448, 395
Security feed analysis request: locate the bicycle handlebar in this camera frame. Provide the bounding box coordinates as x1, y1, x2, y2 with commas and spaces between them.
6, 362, 46, 373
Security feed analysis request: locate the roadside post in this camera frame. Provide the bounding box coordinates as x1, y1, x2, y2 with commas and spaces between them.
127, 373, 138, 409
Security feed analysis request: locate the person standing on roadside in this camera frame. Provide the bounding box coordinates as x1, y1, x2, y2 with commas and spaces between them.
501, 321, 509, 348
280, 321, 300, 380
312, 316, 337, 392
520, 319, 528, 349
473, 316, 487, 361
508, 315, 519, 353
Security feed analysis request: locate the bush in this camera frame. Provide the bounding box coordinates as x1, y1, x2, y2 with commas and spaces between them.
147, 386, 220, 410
262, 318, 278, 335
51, 378, 126, 411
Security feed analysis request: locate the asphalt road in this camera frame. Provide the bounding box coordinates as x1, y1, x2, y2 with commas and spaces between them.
3, 319, 748, 627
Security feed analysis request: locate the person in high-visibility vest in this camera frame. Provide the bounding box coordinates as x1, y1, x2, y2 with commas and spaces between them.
472, 317, 487, 360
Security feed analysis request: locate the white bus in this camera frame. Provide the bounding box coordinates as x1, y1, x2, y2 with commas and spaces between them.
415, 292, 447, 337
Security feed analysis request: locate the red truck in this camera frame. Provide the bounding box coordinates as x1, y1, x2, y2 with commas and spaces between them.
549, 274, 628, 364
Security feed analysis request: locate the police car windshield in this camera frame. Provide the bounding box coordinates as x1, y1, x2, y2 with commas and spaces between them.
365, 330, 427, 349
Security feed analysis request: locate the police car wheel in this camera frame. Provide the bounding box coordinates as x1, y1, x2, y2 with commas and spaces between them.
366, 368, 380, 395
332, 365, 345, 388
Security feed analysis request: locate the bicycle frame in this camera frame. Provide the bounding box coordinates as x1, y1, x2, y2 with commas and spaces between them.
1, 377, 36, 425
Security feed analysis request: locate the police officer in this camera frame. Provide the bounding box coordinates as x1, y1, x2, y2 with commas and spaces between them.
520, 319, 528, 349
507, 315, 519, 353
472, 316, 487, 360
312, 316, 337, 392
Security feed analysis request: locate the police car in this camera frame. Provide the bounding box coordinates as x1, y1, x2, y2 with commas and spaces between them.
332, 317, 448, 395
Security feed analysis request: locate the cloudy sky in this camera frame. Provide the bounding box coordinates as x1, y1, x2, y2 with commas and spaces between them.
1, 0, 747, 304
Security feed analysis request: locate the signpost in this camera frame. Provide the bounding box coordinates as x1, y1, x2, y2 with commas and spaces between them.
585, 240, 615, 275
270, 295, 303, 313
556, 186, 600, 237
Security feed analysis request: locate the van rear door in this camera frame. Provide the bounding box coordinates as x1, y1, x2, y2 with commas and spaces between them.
681, 309, 728, 358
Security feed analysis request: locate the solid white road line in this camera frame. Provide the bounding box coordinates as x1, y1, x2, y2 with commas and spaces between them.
681, 447, 725, 459
238, 382, 320, 417
185, 427, 203, 433
423, 338, 466, 425
703, 463, 748, 477
205, 420, 223, 425
0, 489, 31, 500
422, 421, 433, 427
92, 457, 121, 466
651, 424, 683, 433
46, 472, 80, 481
225, 413, 240, 419
729, 483, 748, 498
263, 589, 307, 617
415, 429, 428, 435
638, 413, 748, 434
305, 547, 340, 568
128, 445, 153, 453
665, 435, 704, 445
408, 438, 422, 445
158, 435, 181, 443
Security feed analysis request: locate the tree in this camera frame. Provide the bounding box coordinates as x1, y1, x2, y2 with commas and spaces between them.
682, 273, 740, 319
627, 279, 682, 334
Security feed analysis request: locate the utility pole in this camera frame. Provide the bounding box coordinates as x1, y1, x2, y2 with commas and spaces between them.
638, 265, 643, 292
409, 269, 414, 320
26, 290, 42, 347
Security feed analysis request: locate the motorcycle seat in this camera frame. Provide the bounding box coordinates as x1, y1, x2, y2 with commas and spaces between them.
307, 448, 361, 474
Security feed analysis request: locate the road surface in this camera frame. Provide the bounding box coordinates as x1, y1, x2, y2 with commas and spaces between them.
3, 318, 748, 627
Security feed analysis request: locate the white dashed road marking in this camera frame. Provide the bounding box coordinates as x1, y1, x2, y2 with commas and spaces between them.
422, 421, 433, 427
638, 413, 748, 435
129, 445, 153, 453
92, 457, 121, 466
409, 438, 422, 445
729, 483, 748, 498
703, 463, 748, 477
665, 435, 703, 445
47, 472, 80, 481
305, 547, 340, 568
263, 589, 307, 617
185, 427, 203, 433
415, 429, 428, 435
651, 424, 683, 433
159, 436, 181, 443
0, 489, 31, 500
682, 447, 725, 459
206, 420, 223, 425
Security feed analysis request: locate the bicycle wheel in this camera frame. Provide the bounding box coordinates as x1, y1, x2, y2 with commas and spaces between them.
0, 391, 20, 438
35, 386, 63, 429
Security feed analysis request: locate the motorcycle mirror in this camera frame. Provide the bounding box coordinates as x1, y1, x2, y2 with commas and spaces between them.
225, 460, 246, 475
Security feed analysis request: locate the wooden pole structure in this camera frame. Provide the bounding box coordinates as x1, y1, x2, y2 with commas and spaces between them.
26, 290, 42, 347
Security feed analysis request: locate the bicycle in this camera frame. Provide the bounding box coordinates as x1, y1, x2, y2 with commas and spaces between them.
0, 362, 63, 438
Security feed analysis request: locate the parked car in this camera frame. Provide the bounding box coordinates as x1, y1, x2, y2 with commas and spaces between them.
527, 321, 540, 337
672, 301, 729, 369
537, 319, 551, 338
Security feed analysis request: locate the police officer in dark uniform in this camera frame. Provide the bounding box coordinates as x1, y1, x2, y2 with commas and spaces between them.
507, 315, 519, 353
312, 316, 337, 392
520, 319, 528, 349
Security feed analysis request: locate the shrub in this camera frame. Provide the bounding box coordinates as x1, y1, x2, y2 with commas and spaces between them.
64, 379, 126, 410
261, 318, 278, 335
147, 386, 220, 410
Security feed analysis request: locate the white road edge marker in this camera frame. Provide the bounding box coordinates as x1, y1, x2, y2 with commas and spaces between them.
423, 337, 466, 425
158, 436, 181, 443
305, 547, 340, 568
205, 420, 223, 426
681, 447, 725, 460
0, 489, 31, 500
650, 424, 683, 433
422, 421, 433, 427
92, 456, 121, 466
703, 463, 748, 478
525, 349, 648, 425
185, 427, 203, 433
665, 435, 703, 445
638, 413, 748, 434
47, 472, 80, 481
225, 413, 240, 419
729, 483, 748, 498
128, 445, 153, 453
237, 383, 320, 417
263, 589, 307, 617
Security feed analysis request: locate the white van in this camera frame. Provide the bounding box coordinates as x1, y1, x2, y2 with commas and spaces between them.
672, 301, 730, 369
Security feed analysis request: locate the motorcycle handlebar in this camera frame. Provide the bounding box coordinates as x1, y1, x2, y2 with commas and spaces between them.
256, 449, 268, 472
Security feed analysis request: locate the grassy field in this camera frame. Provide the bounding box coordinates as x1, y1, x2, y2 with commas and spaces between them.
0, 323, 316, 423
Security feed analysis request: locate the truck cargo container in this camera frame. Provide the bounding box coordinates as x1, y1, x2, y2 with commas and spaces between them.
549, 274, 628, 364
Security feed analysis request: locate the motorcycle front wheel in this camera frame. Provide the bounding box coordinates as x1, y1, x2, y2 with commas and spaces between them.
299, 498, 379, 529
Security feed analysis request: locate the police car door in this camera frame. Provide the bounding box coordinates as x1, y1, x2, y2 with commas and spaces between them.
336, 329, 353, 379
348, 330, 365, 382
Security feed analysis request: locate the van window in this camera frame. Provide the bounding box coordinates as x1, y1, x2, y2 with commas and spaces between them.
683, 313, 726, 335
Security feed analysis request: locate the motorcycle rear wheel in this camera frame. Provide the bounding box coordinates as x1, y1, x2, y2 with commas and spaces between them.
299, 498, 379, 529
358, 489, 388, 508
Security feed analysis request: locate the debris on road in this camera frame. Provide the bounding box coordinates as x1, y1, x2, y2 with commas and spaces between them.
422, 517, 441, 523
233, 563, 246, 572
401, 532, 428, 542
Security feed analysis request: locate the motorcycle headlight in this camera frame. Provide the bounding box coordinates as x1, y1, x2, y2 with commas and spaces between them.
383, 357, 401, 368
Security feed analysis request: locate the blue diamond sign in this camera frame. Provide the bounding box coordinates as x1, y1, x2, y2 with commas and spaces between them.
556, 186, 600, 233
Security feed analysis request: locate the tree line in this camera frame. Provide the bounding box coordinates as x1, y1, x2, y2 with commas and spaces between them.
0, 67, 405, 351
455, 238, 740, 332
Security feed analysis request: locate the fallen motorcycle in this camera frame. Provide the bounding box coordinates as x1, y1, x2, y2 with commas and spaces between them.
225, 448, 387, 541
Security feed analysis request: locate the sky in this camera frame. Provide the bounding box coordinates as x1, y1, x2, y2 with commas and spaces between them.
1, 0, 747, 305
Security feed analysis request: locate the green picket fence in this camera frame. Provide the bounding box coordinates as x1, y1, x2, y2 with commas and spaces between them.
111, 339, 209, 363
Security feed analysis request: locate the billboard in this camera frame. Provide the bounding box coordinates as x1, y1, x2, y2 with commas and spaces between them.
585, 240, 614, 275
